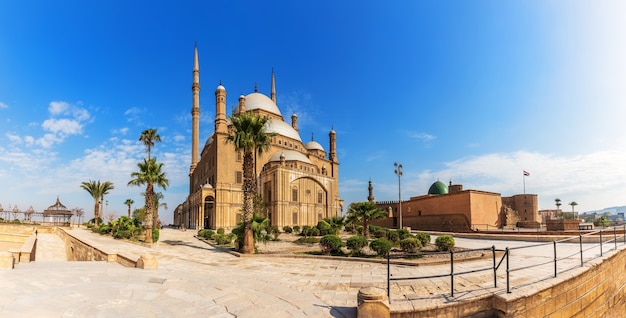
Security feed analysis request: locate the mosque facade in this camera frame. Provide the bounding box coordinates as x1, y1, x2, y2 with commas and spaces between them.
369, 180, 539, 232
174, 47, 341, 230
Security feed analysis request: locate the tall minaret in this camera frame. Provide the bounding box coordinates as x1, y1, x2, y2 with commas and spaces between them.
271, 68, 276, 103
329, 127, 337, 163
368, 179, 375, 202
190, 45, 200, 174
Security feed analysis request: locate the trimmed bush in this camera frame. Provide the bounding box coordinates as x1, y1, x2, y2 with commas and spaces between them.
344, 223, 355, 233
215, 233, 234, 245
386, 230, 400, 243
317, 220, 332, 236
415, 232, 431, 246
355, 225, 364, 236
301, 226, 311, 236
346, 235, 368, 255
369, 225, 383, 234
283, 226, 293, 233
270, 226, 280, 240
319, 235, 343, 255
98, 224, 112, 234
152, 229, 160, 242
198, 229, 215, 240
370, 238, 392, 257
400, 237, 422, 253
435, 235, 455, 251
397, 229, 411, 240
217, 228, 225, 235
373, 229, 388, 239
293, 225, 300, 234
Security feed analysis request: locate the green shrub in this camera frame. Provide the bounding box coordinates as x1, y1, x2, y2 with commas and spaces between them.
270, 226, 280, 240
397, 229, 411, 240
415, 232, 431, 246
319, 235, 343, 255
198, 229, 215, 240
373, 229, 387, 239
308, 227, 320, 237
215, 233, 234, 245
98, 224, 112, 234
283, 226, 293, 233
400, 237, 422, 253
355, 225, 364, 236
301, 226, 311, 236
316, 220, 332, 236
344, 223, 355, 233
386, 230, 400, 243
152, 229, 160, 242
217, 228, 225, 235
114, 229, 133, 239
435, 235, 455, 251
11, 219, 21, 224
346, 235, 368, 255
370, 238, 392, 257
293, 225, 300, 234
369, 225, 383, 234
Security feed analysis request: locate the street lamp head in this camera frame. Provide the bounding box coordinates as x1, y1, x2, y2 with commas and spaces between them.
394, 162, 403, 176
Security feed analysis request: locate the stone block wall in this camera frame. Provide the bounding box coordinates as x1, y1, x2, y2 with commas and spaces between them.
390, 247, 626, 317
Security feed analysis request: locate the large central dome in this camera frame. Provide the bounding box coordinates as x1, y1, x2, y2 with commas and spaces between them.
237, 93, 282, 117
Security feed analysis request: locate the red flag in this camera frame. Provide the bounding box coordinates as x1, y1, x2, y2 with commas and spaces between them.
523, 170, 530, 176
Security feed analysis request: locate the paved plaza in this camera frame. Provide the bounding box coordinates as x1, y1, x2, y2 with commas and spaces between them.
0, 228, 623, 317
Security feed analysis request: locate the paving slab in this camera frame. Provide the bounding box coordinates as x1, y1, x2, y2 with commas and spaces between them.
0, 228, 623, 317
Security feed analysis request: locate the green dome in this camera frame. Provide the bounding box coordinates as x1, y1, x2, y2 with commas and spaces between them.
428, 181, 448, 195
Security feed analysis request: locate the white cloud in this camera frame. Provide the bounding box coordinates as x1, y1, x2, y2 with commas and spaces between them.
49, 101, 70, 115
42, 118, 83, 135
0, 102, 8, 109
361, 148, 626, 213
408, 132, 436, 143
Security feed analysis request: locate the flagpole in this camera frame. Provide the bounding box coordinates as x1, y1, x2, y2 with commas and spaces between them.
523, 174, 526, 194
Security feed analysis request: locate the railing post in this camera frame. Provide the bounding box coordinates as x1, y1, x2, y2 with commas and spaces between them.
387, 252, 390, 303
600, 230, 603, 257
579, 234, 583, 267
450, 250, 454, 297
492, 245, 497, 288
614, 227, 618, 250
553, 241, 557, 278
506, 247, 511, 293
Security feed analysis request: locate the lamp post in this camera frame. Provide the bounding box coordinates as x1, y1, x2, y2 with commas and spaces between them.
394, 162, 403, 229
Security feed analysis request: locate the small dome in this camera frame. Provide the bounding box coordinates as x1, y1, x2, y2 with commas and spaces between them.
204, 134, 214, 147
202, 183, 213, 189
234, 92, 282, 117
216, 84, 225, 91
269, 150, 312, 164
305, 140, 325, 151
428, 181, 448, 195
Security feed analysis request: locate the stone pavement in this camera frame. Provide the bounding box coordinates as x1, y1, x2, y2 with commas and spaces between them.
0, 228, 623, 317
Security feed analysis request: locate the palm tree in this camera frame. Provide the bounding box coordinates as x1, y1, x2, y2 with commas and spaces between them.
80, 180, 114, 226
128, 158, 169, 243
153, 192, 167, 229
224, 112, 276, 253
555, 198, 562, 211
124, 198, 134, 218
346, 201, 388, 238
139, 128, 161, 161
569, 201, 578, 219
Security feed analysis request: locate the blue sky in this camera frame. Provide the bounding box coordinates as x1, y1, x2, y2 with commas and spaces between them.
1, 1, 625, 223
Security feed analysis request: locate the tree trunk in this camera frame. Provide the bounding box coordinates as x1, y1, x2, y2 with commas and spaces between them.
242, 228, 254, 254
144, 183, 154, 243
240, 151, 256, 253
94, 200, 100, 226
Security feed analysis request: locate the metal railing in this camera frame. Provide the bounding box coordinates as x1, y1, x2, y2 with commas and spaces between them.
386, 225, 626, 302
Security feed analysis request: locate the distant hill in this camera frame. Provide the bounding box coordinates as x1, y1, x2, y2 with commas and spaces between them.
583, 206, 626, 215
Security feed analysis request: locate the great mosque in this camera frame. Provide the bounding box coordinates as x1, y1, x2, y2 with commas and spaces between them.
174, 47, 342, 230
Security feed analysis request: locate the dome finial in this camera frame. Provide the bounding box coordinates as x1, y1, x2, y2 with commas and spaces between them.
254, 82, 258, 93
311, 132, 314, 141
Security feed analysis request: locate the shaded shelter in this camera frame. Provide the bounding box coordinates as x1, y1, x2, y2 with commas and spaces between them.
43, 197, 73, 226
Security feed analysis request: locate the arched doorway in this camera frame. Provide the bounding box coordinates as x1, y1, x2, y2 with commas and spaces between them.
204, 196, 214, 229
